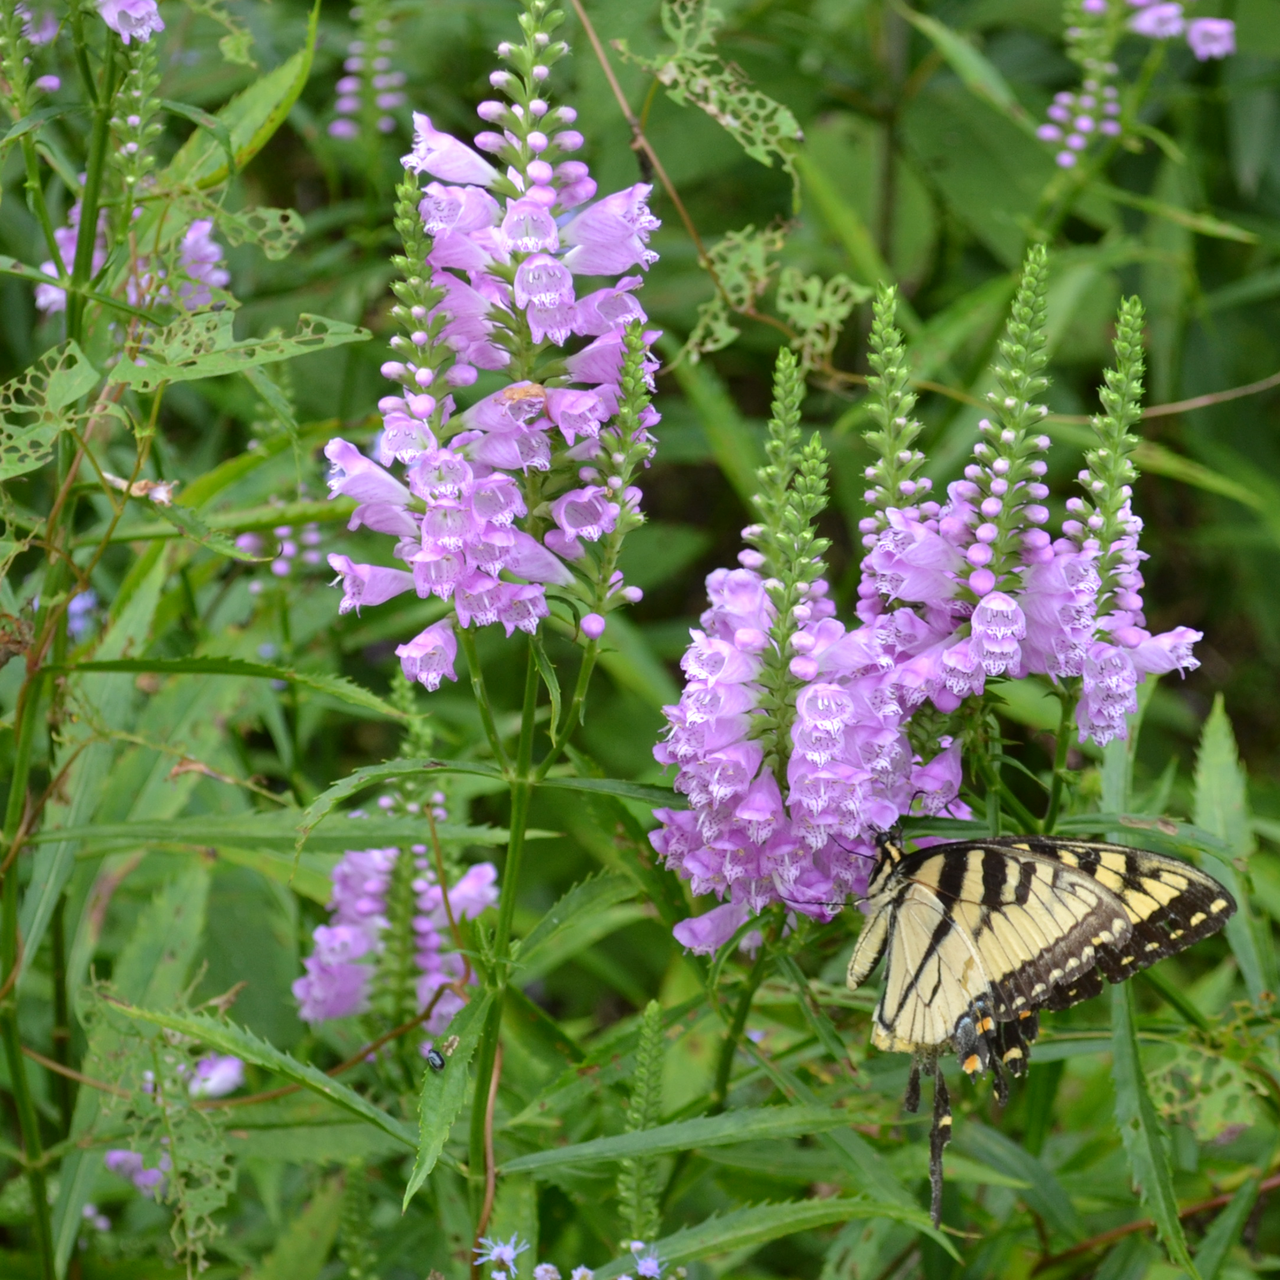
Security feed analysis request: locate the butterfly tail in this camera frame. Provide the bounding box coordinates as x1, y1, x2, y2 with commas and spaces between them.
930, 1067, 952, 1228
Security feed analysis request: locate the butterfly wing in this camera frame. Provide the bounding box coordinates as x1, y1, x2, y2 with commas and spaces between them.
1000, 837, 1236, 985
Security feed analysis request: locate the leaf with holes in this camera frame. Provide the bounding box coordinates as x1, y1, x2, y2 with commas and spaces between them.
0, 341, 101, 480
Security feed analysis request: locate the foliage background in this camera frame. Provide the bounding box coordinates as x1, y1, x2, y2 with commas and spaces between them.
4, 0, 1280, 1277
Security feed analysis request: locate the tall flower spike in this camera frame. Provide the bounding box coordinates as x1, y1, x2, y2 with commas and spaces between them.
328, 0, 405, 140
322, 0, 660, 685
858, 284, 930, 538
1064, 295, 1200, 745
1038, 0, 1126, 168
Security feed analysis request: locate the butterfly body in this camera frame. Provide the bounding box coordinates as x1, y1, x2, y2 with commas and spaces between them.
846, 833, 1236, 1224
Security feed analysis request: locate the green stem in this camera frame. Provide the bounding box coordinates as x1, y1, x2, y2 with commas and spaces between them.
456, 627, 509, 771
65, 0, 100, 109
1, 874, 54, 1279
50, 896, 73, 1137
66, 47, 118, 346
709, 939, 771, 1115
19, 135, 62, 268
468, 648, 538, 1219
534, 637, 599, 781
1043, 684, 1078, 835
972, 738, 1039, 835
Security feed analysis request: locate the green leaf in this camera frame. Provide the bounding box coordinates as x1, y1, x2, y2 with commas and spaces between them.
537, 775, 679, 807
50, 656, 403, 719
243, 1176, 344, 1280
155, 501, 265, 561
778, 957, 849, 1065
952, 1124, 1081, 1240
53, 865, 211, 1276
106, 311, 369, 391
1110, 982, 1200, 1278
501, 1105, 866, 1174
592, 1198, 940, 1279
1194, 1176, 1257, 1280
1194, 694, 1276, 1003
403, 990, 493, 1206
514, 872, 640, 982
665, 347, 762, 508
0, 340, 101, 481
295, 757, 504, 851
160, 99, 237, 179
208, 846, 333, 904
1096, 183, 1258, 244
106, 1004, 416, 1150
164, 0, 320, 189
896, 7, 1027, 125
30, 812, 521, 855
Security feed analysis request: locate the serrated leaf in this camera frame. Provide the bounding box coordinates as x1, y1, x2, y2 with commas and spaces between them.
295, 757, 505, 851
1194, 1176, 1257, 1280
51, 656, 402, 719
28, 811, 523, 855
156, 501, 265, 560
592, 1198, 940, 1279
1194, 694, 1276, 1002
106, 1004, 416, 1150
106, 311, 368, 391
953, 1124, 1080, 1240
514, 872, 641, 982
537, 775, 678, 807
403, 991, 493, 1206
501, 1105, 863, 1174
1111, 982, 1200, 1278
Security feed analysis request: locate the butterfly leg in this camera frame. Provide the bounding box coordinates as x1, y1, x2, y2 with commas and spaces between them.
929, 1066, 952, 1228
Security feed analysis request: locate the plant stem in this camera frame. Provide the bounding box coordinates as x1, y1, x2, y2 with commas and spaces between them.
50, 895, 74, 1137
456, 627, 509, 771
66, 47, 118, 346
1042, 685, 1078, 834
709, 940, 771, 1115
971, 725, 1040, 834
535, 636, 599, 781
467, 647, 538, 1224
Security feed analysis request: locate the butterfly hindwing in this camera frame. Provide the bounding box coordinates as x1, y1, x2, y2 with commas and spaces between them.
1001, 837, 1236, 982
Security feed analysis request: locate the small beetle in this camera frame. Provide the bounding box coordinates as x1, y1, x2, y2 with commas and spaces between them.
425, 1048, 446, 1073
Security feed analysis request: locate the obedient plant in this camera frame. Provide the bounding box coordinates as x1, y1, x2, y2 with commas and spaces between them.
322, 0, 659, 682
657, 248, 1200, 950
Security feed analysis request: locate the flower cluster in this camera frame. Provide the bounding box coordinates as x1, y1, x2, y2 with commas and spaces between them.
476, 1233, 661, 1280
656, 259, 1202, 952
322, 0, 658, 687
292, 843, 497, 1040
185, 1053, 245, 1099
236, 521, 324, 589
1035, 0, 1234, 172
328, 0, 406, 140
1128, 2, 1234, 57
35, 212, 229, 315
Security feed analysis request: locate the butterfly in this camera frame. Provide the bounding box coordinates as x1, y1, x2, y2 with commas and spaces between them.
844, 832, 1236, 1226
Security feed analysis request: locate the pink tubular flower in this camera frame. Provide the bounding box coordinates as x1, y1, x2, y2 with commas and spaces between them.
402, 113, 499, 186
1129, 2, 1184, 37
561, 184, 660, 274
672, 898, 750, 955
328, 554, 415, 614
550, 487, 619, 542
97, 0, 163, 43
1186, 17, 1234, 59
396, 618, 459, 689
